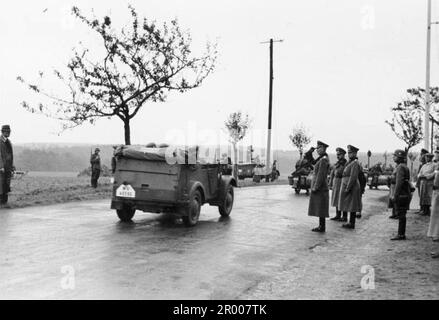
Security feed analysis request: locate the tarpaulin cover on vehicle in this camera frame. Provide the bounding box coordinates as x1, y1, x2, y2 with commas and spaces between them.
115, 145, 198, 163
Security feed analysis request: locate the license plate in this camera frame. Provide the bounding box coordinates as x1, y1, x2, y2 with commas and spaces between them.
116, 184, 136, 198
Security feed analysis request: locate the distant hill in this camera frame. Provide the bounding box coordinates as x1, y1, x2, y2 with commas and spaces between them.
12, 143, 421, 174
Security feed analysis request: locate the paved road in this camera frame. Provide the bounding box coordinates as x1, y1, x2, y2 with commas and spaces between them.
2, 185, 435, 300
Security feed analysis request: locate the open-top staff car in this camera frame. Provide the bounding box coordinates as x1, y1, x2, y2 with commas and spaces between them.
110, 145, 237, 226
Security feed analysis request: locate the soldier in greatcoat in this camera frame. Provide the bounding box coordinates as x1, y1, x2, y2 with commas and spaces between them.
329, 147, 347, 221
339, 145, 362, 229
415, 148, 429, 213
0, 125, 15, 207
90, 148, 101, 188
308, 140, 330, 233
418, 153, 435, 216
390, 149, 412, 240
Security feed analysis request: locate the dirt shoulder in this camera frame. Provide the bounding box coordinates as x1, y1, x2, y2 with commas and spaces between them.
5, 175, 287, 209
242, 190, 439, 300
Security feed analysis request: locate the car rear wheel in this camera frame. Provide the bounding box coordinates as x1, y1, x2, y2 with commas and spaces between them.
183, 190, 202, 227
219, 185, 234, 217
116, 205, 136, 222
295, 188, 300, 194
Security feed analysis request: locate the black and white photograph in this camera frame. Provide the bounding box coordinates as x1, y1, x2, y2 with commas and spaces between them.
1, 0, 439, 305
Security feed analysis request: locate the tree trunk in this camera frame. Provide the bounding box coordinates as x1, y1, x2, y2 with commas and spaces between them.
233, 143, 238, 182
124, 119, 131, 145
299, 151, 303, 160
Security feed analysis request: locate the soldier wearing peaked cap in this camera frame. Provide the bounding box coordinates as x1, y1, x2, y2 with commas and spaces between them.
90, 147, 101, 188
308, 140, 331, 232
389, 149, 412, 240
329, 147, 347, 221
0, 125, 15, 207
339, 145, 362, 229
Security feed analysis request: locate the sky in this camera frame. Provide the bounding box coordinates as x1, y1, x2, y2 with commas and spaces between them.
1, 0, 438, 153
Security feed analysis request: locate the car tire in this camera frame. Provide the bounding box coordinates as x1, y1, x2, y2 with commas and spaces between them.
295, 188, 300, 194
183, 190, 202, 227
116, 206, 135, 222
219, 185, 234, 217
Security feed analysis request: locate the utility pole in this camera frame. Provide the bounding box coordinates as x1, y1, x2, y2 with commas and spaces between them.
425, 0, 439, 151
261, 38, 283, 182
425, 0, 434, 151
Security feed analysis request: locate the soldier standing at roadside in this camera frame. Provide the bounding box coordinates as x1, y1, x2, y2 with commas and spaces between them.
339, 145, 362, 229
90, 148, 101, 188
416, 148, 429, 213
329, 147, 347, 221
418, 153, 435, 216
307, 141, 330, 233
0, 125, 15, 207
390, 149, 412, 240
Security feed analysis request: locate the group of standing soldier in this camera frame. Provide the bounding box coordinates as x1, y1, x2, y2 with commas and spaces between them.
307, 141, 363, 233
306, 141, 412, 241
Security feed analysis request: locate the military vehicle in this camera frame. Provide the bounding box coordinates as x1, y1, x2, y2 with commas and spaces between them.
110, 145, 237, 226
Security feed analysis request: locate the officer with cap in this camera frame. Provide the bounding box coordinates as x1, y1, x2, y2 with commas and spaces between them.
90, 147, 101, 188
417, 152, 435, 216
390, 149, 412, 240
339, 145, 362, 229
0, 125, 15, 207
308, 140, 331, 232
329, 147, 348, 221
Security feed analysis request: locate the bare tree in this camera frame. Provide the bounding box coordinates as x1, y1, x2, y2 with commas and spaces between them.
386, 108, 423, 152
224, 112, 251, 180
17, 5, 217, 145
392, 87, 439, 125
289, 124, 312, 159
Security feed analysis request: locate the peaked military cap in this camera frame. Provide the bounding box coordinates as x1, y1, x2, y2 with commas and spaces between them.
95, 147, 100, 152
421, 148, 429, 154
347, 145, 359, 152
393, 149, 406, 158
336, 147, 346, 155
1, 125, 10, 131
316, 140, 329, 148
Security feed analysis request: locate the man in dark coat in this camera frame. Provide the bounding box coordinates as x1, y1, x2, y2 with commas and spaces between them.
390, 149, 412, 240
308, 141, 330, 233
340, 145, 362, 229
329, 147, 347, 221
90, 148, 101, 188
0, 125, 15, 206
111, 145, 118, 174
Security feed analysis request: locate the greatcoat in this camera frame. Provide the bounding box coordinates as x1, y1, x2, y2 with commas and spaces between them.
338, 158, 362, 213
329, 158, 347, 208
418, 162, 435, 206
0, 137, 14, 195
428, 169, 439, 239
308, 154, 330, 218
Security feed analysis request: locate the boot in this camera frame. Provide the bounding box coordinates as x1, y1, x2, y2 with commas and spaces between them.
389, 207, 398, 219
330, 210, 341, 221
340, 211, 348, 222
420, 205, 429, 216
312, 217, 326, 232
356, 212, 362, 219
342, 212, 356, 229
391, 215, 406, 240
